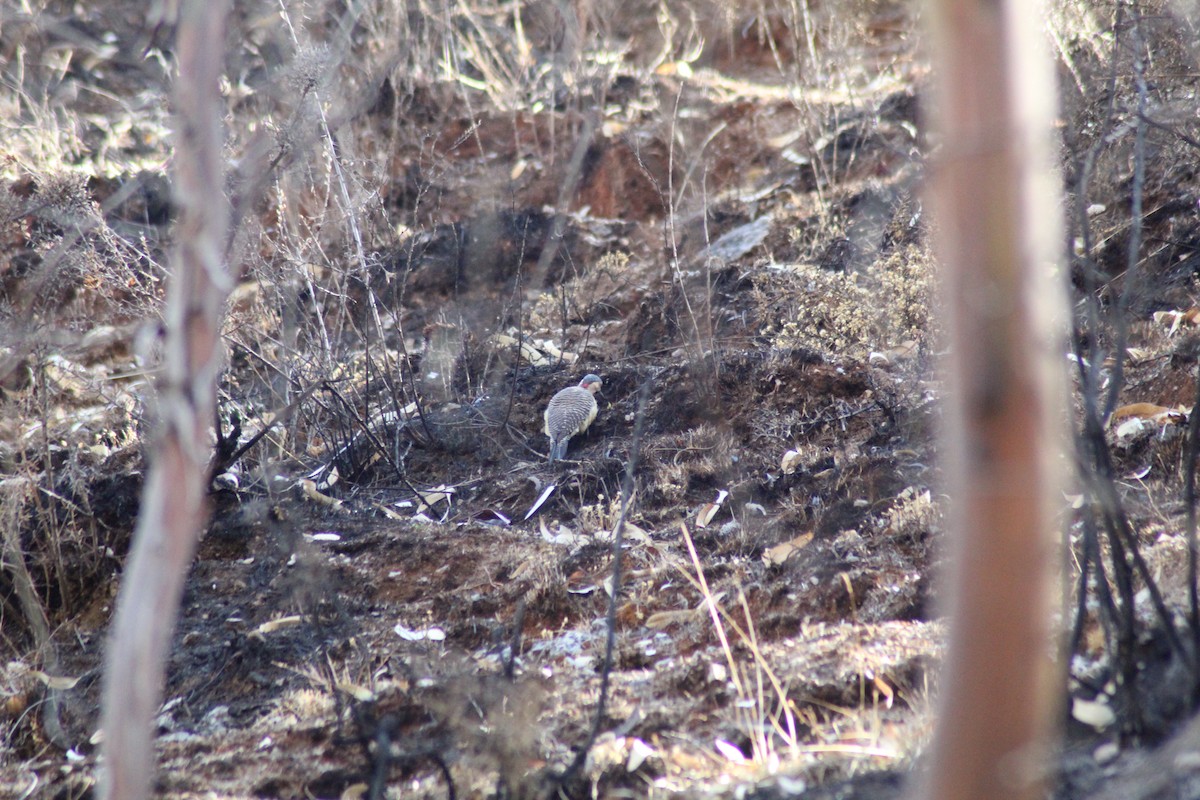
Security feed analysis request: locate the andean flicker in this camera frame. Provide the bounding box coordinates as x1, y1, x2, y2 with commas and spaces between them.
544, 374, 602, 463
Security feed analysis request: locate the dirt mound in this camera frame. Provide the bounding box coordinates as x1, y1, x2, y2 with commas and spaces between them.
6, 1, 1200, 798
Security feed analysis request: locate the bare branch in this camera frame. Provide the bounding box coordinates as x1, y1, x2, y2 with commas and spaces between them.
98, 3, 232, 799
912, 0, 1069, 797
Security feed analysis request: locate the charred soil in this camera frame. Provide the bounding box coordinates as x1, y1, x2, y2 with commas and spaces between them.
4, 1, 1200, 799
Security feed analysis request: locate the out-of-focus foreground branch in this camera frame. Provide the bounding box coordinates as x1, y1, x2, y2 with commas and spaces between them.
912, 0, 1068, 798
98, 2, 232, 799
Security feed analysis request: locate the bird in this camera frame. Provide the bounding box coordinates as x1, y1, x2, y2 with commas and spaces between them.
544, 374, 602, 463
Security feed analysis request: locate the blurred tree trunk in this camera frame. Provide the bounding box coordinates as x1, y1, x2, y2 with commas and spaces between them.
913, 0, 1068, 798
99, 2, 231, 799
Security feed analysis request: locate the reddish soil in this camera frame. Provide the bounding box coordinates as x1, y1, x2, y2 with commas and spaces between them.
4, 2, 1200, 799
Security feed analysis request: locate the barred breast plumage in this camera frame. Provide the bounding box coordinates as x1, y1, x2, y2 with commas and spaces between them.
544, 374, 602, 463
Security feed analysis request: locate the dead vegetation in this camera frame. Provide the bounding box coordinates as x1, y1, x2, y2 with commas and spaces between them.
3, 0, 1200, 798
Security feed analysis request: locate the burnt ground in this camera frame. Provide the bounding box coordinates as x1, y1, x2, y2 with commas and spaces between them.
5, 1, 1200, 798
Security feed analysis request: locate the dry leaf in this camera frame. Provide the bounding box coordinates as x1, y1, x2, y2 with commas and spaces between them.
697, 216, 772, 263
1153, 308, 1200, 335
868, 340, 918, 368
1125, 347, 1153, 365
376, 503, 406, 520
696, 489, 729, 528
627, 738, 655, 772
417, 485, 455, 510
337, 684, 375, 703
1111, 403, 1187, 442
763, 533, 813, 566
493, 333, 549, 366
695, 503, 720, 528
1093, 742, 1120, 765
1072, 696, 1115, 729
1111, 402, 1172, 422
1114, 417, 1148, 440
394, 623, 446, 642
1127, 464, 1152, 480
251, 615, 303, 637
645, 609, 698, 629
781, 449, 802, 475
714, 739, 747, 763
299, 479, 344, 511
537, 520, 575, 546
30, 670, 80, 691
872, 674, 894, 709
618, 521, 651, 542
4, 691, 29, 718
525, 483, 557, 520
471, 508, 511, 526
566, 571, 597, 594
538, 339, 578, 363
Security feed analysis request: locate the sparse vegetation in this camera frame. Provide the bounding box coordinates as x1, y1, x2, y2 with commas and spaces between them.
3, 0, 1200, 797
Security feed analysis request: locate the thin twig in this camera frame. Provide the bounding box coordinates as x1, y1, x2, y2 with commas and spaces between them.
1103, 11, 1148, 422
553, 378, 651, 794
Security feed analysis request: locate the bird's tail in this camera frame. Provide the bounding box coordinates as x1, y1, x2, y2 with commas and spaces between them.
549, 439, 568, 463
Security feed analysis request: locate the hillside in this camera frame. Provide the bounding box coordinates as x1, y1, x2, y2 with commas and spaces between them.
4, 1, 1200, 798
